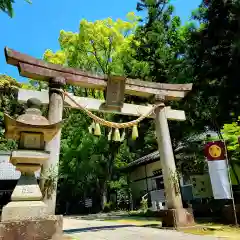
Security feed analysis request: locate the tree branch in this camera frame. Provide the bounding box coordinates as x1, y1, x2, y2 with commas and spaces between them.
91, 40, 106, 74
106, 36, 113, 75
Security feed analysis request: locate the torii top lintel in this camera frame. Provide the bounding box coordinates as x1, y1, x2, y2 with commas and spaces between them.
5, 47, 192, 100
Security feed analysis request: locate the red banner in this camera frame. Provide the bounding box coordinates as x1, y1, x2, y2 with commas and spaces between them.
204, 141, 226, 161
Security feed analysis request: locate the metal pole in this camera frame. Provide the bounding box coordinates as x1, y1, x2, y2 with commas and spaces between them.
144, 164, 149, 193
223, 140, 238, 226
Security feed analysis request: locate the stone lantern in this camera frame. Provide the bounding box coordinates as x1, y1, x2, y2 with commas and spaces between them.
1, 98, 64, 221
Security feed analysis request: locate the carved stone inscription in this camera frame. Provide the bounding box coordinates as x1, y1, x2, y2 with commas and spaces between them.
22, 185, 34, 194
105, 76, 126, 111
20, 132, 43, 150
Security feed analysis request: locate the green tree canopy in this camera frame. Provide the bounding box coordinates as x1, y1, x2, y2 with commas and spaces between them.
0, 74, 24, 150
44, 12, 148, 77
133, 0, 195, 83
185, 0, 240, 131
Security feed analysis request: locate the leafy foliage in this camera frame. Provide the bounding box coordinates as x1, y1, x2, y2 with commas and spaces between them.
44, 12, 146, 77
0, 0, 32, 17
58, 109, 134, 208
185, 0, 240, 131
133, 0, 194, 83
222, 119, 240, 161
0, 74, 24, 150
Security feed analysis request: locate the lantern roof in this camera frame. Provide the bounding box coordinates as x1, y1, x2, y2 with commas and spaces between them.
4, 98, 64, 142
17, 108, 49, 126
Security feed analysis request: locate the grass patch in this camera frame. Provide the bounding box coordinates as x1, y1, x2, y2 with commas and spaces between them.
128, 209, 163, 218
103, 216, 161, 226
104, 215, 240, 239
101, 211, 240, 239
63, 234, 79, 240
182, 224, 240, 239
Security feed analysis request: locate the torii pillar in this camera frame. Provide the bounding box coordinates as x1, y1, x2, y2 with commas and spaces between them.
40, 77, 65, 214
155, 96, 194, 228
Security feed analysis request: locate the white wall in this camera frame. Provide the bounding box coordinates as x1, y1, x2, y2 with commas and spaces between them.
0, 152, 40, 180
129, 161, 162, 200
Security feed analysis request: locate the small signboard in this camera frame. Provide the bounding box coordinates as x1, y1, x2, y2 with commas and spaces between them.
105, 76, 126, 111
85, 198, 92, 208
190, 174, 213, 199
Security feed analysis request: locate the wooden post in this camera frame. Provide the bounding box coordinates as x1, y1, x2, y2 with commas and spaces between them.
154, 97, 194, 227
40, 76, 65, 214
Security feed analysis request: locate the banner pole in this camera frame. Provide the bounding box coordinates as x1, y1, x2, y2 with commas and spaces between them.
223, 140, 238, 226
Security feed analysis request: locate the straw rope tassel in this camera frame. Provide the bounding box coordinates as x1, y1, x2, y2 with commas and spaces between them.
108, 128, 113, 141
88, 121, 95, 134
120, 130, 126, 142
132, 125, 139, 140
94, 122, 101, 136
113, 129, 121, 142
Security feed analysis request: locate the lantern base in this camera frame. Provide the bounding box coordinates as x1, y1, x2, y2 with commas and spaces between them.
0, 215, 63, 240
1, 201, 48, 221
11, 150, 50, 166
11, 175, 42, 201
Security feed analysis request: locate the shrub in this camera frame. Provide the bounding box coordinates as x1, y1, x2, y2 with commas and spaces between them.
128, 209, 164, 218
140, 198, 148, 211
103, 201, 114, 212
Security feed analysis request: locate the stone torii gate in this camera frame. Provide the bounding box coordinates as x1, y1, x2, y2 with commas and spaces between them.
4, 47, 194, 227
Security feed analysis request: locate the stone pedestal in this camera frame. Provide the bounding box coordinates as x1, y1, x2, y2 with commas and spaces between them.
1, 173, 63, 239
1, 201, 48, 221
1, 174, 48, 221
11, 175, 43, 201
162, 208, 195, 229
0, 215, 63, 240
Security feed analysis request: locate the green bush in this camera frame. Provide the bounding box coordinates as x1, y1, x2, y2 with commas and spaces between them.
103, 201, 114, 212
140, 198, 148, 211
128, 209, 164, 218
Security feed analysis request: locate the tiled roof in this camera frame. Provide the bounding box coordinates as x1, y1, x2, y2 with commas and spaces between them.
124, 140, 203, 169
123, 131, 217, 171
125, 151, 160, 169
0, 152, 40, 180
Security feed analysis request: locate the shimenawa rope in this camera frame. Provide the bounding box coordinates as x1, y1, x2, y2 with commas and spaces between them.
54, 88, 163, 129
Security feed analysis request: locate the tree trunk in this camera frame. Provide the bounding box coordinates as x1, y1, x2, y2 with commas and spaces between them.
101, 182, 108, 210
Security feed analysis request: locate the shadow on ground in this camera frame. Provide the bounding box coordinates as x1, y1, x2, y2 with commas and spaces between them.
67, 212, 129, 221
64, 224, 137, 234
66, 214, 162, 223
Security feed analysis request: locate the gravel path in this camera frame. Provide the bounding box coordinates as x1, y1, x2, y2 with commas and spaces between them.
63, 217, 223, 240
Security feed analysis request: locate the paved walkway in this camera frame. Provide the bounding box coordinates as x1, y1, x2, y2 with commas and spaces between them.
63, 217, 223, 240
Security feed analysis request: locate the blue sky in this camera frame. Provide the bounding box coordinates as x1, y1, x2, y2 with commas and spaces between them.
0, 0, 201, 82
